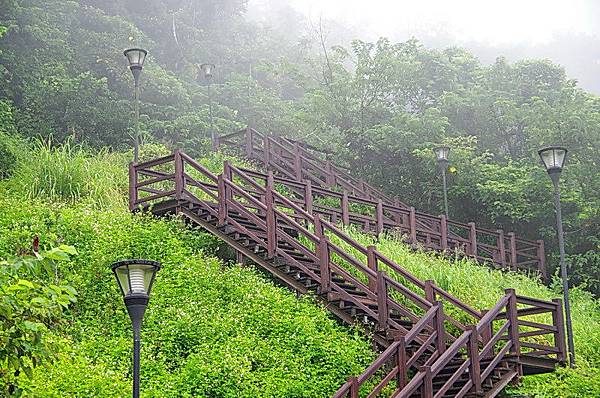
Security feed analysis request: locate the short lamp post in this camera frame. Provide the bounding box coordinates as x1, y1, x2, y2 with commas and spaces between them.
433, 146, 451, 218
538, 145, 575, 368
112, 259, 161, 397
124, 48, 148, 163
200, 63, 216, 151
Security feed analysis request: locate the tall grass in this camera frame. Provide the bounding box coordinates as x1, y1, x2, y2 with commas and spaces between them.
12, 139, 128, 208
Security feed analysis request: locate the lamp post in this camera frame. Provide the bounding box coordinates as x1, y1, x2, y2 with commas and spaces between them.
433, 146, 451, 218
112, 259, 161, 397
538, 146, 575, 368
124, 48, 148, 163
200, 63, 216, 151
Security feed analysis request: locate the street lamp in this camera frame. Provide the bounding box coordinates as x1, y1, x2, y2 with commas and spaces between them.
124, 48, 148, 163
112, 259, 161, 397
433, 146, 451, 218
538, 145, 575, 368
199, 63, 216, 151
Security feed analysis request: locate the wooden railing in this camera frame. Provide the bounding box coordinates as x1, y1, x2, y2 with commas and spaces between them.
130, 151, 565, 398
215, 127, 547, 281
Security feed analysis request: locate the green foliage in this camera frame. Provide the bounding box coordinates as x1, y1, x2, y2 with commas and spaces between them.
0, 246, 77, 396
11, 139, 128, 208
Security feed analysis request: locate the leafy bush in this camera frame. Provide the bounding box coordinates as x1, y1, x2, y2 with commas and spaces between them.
0, 246, 77, 396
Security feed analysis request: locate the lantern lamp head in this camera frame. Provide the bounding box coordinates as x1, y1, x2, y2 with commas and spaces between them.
124, 48, 148, 71
433, 146, 450, 164
538, 146, 567, 176
200, 63, 215, 80
111, 259, 160, 303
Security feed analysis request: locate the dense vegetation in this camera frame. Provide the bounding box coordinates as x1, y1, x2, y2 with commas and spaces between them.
0, 139, 374, 397
1, 0, 598, 296
0, 1, 599, 396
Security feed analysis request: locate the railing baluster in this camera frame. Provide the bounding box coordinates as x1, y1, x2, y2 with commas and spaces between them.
396, 337, 408, 389
434, 302, 446, 354
376, 271, 389, 330
367, 245, 377, 292
409, 207, 417, 244
174, 149, 183, 201
467, 325, 482, 394
376, 199, 384, 235
424, 280, 436, 303
305, 180, 313, 215
497, 229, 506, 268
294, 143, 302, 181
440, 215, 448, 251
218, 174, 226, 226
552, 298, 567, 364
469, 222, 477, 257
423, 365, 433, 398
349, 376, 359, 398
508, 232, 518, 271
538, 239, 547, 282
315, 216, 331, 295
245, 126, 253, 158
506, 288, 521, 358
265, 171, 277, 258
342, 191, 350, 226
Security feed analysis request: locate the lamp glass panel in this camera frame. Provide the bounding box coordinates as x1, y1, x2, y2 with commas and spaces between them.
137, 51, 146, 67
115, 266, 131, 295
553, 148, 566, 168
114, 263, 156, 296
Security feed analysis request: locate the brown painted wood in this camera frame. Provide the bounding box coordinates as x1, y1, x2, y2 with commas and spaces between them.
342, 191, 350, 226
506, 288, 521, 358
552, 298, 567, 364
367, 245, 378, 292
467, 325, 483, 394
129, 162, 137, 211
265, 172, 277, 258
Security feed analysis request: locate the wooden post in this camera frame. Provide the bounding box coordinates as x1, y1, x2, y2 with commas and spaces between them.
424, 280, 436, 303
393, 197, 402, 225
423, 366, 433, 398
434, 302, 446, 354
497, 229, 506, 268
552, 298, 567, 364
367, 245, 378, 292
348, 376, 359, 398
480, 309, 492, 354
396, 337, 408, 389
218, 174, 226, 226
265, 172, 277, 258
537, 239, 547, 283
294, 143, 302, 181
342, 191, 350, 226
508, 232, 518, 271
245, 127, 253, 158
506, 288, 521, 357
223, 161, 233, 201
305, 180, 313, 215
376, 199, 384, 236
318, 235, 331, 294
128, 162, 137, 211
174, 150, 183, 201
376, 271, 389, 330
263, 134, 270, 167
468, 222, 477, 257
325, 160, 335, 185
409, 207, 417, 244
440, 215, 448, 251
467, 325, 482, 395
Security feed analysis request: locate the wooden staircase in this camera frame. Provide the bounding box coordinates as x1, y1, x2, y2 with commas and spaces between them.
130, 150, 566, 398
216, 127, 548, 281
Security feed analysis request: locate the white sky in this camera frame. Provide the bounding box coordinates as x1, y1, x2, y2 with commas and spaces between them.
278, 0, 597, 45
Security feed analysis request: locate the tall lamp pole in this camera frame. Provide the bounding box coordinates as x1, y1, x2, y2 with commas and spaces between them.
433, 146, 451, 218
538, 145, 575, 368
124, 48, 148, 163
200, 63, 216, 151
112, 259, 161, 397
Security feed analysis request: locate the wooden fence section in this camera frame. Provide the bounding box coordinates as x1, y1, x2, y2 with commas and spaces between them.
130, 150, 565, 398
216, 128, 546, 280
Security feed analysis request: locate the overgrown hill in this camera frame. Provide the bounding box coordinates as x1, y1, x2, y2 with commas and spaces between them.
0, 143, 374, 397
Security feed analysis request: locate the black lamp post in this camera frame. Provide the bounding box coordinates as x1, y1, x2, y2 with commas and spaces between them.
112, 259, 161, 397
538, 145, 575, 368
200, 63, 216, 151
433, 146, 451, 218
124, 48, 148, 163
